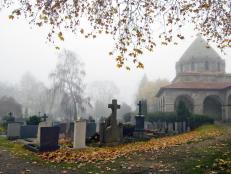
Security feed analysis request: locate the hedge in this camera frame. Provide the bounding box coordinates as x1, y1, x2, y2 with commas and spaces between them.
145, 112, 214, 129
189, 114, 214, 129
145, 112, 177, 122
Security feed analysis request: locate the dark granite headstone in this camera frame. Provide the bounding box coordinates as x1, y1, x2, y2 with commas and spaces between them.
24, 127, 60, 152
99, 122, 106, 144
86, 122, 96, 138
40, 127, 59, 151
20, 125, 38, 139
135, 116, 144, 131
123, 125, 135, 137
55, 123, 66, 134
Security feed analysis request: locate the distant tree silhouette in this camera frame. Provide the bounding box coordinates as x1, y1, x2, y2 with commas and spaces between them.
0, 96, 22, 118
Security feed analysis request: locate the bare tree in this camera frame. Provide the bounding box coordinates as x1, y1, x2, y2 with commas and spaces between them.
0, 96, 22, 118
49, 49, 90, 121
87, 81, 120, 104
3, 0, 230, 68
87, 81, 120, 119
18, 72, 49, 116
118, 102, 132, 120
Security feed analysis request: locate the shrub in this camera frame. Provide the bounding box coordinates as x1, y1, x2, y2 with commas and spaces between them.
146, 112, 214, 130
26, 115, 42, 125
189, 114, 214, 129
123, 112, 133, 122
145, 112, 177, 123
176, 101, 191, 121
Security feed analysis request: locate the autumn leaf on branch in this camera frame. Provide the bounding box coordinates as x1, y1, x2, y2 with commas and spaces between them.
8, 15, 14, 20
2, 0, 230, 69
58, 32, 64, 41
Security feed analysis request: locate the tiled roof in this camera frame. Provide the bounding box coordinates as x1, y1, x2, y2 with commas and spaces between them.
179, 35, 222, 62
156, 82, 231, 97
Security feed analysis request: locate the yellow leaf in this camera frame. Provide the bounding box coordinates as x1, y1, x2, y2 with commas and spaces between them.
58, 32, 64, 41
8, 15, 14, 20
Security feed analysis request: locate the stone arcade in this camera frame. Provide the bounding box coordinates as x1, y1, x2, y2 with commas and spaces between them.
156, 35, 231, 121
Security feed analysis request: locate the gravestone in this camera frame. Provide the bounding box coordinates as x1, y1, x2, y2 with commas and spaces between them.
14, 117, 26, 125
40, 113, 48, 121
100, 99, 122, 145
20, 125, 38, 139
99, 122, 106, 143
40, 127, 59, 150
177, 122, 183, 133
157, 121, 162, 131
174, 122, 179, 133
24, 127, 60, 152
153, 122, 158, 130
7, 123, 21, 139
86, 121, 96, 139
54, 123, 66, 136
144, 121, 154, 130
123, 125, 135, 137
134, 100, 145, 138
37, 121, 52, 143
135, 116, 144, 131
183, 121, 186, 132
73, 120, 86, 149
167, 122, 174, 133
164, 122, 168, 133
66, 122, 74, 139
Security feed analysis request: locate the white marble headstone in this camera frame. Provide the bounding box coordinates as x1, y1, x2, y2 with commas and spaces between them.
7, 123, 21, 139
73, 120, 86, 149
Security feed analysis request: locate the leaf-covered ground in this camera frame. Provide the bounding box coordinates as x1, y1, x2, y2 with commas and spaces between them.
0, 124, 231, 174
39, 125, 222, 164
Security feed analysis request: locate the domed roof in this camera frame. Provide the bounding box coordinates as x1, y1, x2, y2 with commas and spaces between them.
179, 35, 222, 62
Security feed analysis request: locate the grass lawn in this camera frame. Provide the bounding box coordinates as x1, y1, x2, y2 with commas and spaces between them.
0, 124, 230, 174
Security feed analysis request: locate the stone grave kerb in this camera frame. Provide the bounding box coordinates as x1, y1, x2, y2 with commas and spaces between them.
108, 99, 120, 127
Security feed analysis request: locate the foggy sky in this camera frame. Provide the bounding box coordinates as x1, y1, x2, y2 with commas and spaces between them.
0, 9, 230, 108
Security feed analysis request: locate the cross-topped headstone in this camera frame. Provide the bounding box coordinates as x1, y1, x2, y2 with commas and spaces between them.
41, 114, 48, 121
137, 100, 142, 115
108, 99, 120, 126
108, 99, 120, 113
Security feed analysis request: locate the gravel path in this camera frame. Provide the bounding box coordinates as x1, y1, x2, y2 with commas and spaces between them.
0, 149, 71, 174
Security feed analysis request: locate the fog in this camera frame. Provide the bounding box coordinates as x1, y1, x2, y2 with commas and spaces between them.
0, 9, 230, 119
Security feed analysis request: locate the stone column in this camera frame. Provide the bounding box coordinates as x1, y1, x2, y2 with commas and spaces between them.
73, 120, 86, 149
193, 103, 203, 115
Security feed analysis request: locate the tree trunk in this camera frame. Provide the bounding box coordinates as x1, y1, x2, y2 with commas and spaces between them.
73, 101, 77, 121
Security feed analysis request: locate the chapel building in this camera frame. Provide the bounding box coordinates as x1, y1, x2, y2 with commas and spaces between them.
156, 35, 231, 121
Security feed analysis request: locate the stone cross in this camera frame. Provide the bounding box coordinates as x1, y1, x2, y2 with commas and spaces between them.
108, 99, 120, 126
41, 114, 48, 121
137, 100, 142, 115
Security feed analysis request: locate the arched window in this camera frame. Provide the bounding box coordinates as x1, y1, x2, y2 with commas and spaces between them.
205, 61, 209, 70
191, 62, 195, 71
